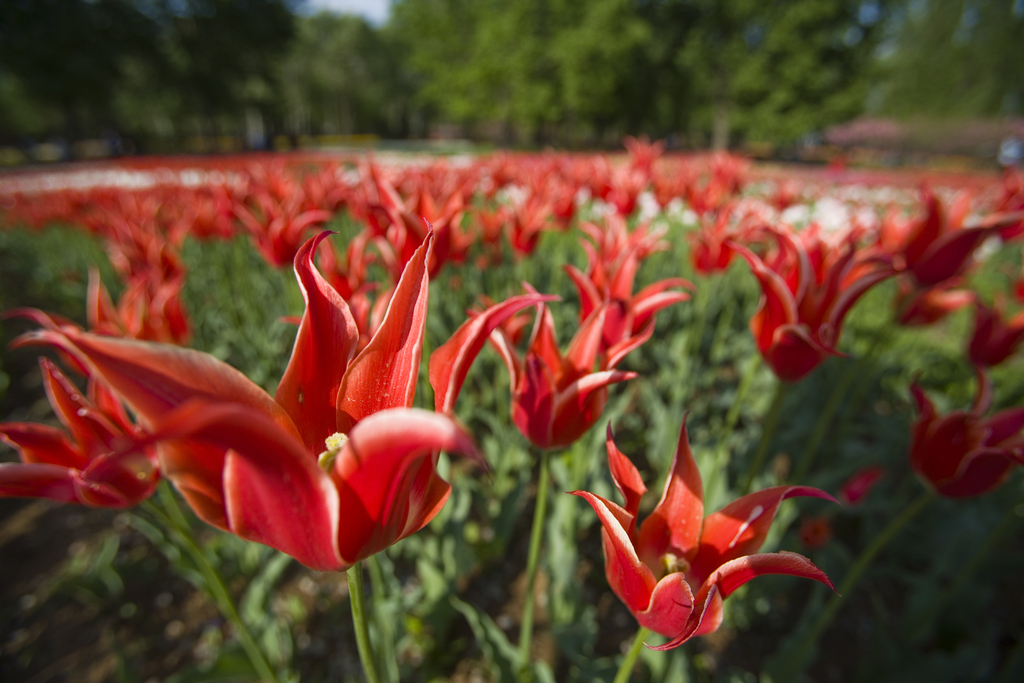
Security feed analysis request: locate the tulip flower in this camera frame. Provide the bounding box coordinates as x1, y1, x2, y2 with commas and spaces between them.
88, 268, 191, 345
837, 465, 886, 506
12, 231, 490, 570
878, 189, 1020, 288
910, 370, 1024, 498
731, 225, 894, 382
688, 208, 747, 276
0, 359, 158, 507
968, 300, 1024, 367
896, 280, 974, 326
432, 291, 639, 450
572, 420, 835, 649
565, 217, 692, 351
798, 517, 833, 549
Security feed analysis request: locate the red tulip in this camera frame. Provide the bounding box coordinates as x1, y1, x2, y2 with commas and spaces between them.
896, 280, 974, 326
878, 189, 1010, 288
798, 517, 833, 549
910, 370, 1024, 498
12, 231, 485, 569
968, 301, 1024, 367
565, 217, 692, 351
837, 465, 885, 506
0, 359, 158, 507
732, 226, 894, 382
433, 291, 638, 449
572, 420, 835, 649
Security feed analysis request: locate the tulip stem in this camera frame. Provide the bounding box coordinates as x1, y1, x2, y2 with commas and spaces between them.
791, 361, 860, 484
518, 449, 551, 676
740, 380, 788, 495
705, 354, 761, 507
612, 626, 650, 683
689, 273, 718, 359
144, 488, 280, 683
769, 490, 935, 680
793, 326, 894, 484
348, 562, 382, 683
904, 495, 1021, 643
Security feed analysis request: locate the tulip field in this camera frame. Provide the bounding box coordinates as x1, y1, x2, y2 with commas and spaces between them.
2, 145, 1024, 683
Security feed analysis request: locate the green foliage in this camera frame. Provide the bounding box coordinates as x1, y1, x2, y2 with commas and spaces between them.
877, 0, 1024, 118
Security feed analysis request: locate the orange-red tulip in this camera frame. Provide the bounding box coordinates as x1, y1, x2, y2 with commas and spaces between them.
12, 232, 486, 570
910, 370, 1024, 498
573, 419, 835, 649
0, 359, 157, 507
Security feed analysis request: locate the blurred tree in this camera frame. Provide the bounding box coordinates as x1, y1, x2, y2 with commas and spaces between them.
678, 0, 888, 148
877, 0, 1024, 118
0, 0, 160, 138
278, 12, 410, 137
156, 0, 298, 135
390, 0, 563, 141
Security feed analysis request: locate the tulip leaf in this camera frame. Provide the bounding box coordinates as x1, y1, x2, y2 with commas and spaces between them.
450, 596, 555, 683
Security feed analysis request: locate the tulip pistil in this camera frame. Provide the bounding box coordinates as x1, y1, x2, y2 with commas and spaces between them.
318, 432, 349, 472
660, 552, 690, 576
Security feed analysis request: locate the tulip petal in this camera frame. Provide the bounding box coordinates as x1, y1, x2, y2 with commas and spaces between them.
636, 572, 696, 638
605, 319, 655, 370
647, 584, 721, 651
638, 417, 705, 567
526, 299, 564, 376
765, 324, 831, 382
330, 408, 483, 564
732, 243, 799, 354
705, 550, 835, 599
0, 423, 84, 468
276, 232, 360, 453
143, 401, 344, 571
689, 485, 837, 585
39, 359, 122, 459
430, 293, 556, 414
19, 328, 298, 438
562, 305, 608, 381
512, 356, 557, 448
0, 462, 81, 504
606, 423, 647, 522
564, 264, 602, 322
551, 369, 637, 448
933, 447, 1016, 498
631, 288, 692, 332
913, 227, 993, 287
571, 490, 656, 614
984, 407, 1024, 446
487, 328, 522, 389
337, 234, 432, 433
77, 448, 158, 507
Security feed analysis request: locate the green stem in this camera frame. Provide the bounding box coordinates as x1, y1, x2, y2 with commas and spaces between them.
831, 325, 896, 442
905, 496, 1021, 643
518, 449, 552, 674
704, 354, 761, 504
144, 488, 279, 683
777, 491, 935, 679
689, 273, 718, 359
791, 360, 860, 484
348, 562, 382, 683
612, 626, 651, 683
366, 554, 398, 682
740, 379, 788, 495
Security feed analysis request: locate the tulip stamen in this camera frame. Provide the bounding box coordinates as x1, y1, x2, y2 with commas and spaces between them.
660, 552, 690, 576
318, 432, 349, 472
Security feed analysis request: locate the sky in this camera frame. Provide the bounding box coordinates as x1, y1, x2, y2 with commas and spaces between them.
304, 0, 391, 25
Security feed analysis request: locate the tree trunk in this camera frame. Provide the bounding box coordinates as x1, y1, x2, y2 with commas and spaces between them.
711, 65, 730, 151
